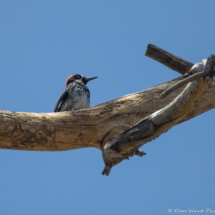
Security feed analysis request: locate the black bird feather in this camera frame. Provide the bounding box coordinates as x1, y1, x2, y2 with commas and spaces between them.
54, 81, 90, 112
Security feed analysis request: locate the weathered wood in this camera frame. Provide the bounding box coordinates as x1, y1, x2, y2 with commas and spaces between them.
160, 72, 203, 99
145, 44, 194, 75
0, 44, 215, 176
161, 56, 215, 99
1, 59, 214, 154
101, 56, 215, 175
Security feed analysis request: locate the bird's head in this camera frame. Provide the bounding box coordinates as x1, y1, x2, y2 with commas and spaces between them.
66, 74, 98, 86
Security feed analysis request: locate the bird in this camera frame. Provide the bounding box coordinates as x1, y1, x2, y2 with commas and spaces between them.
54, 74, 98, 112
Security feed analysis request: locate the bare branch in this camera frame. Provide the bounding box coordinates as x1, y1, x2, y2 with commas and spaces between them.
101, 56, 215, 175
1, 62, 215, 153
0, 44, 214, 176
145, 44, 194, 75
160, 72, 203, 99
161, 56, 215, 99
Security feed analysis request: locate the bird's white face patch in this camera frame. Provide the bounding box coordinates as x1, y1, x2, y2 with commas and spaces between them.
75, 75, 84, 83
75, 79, 84, 83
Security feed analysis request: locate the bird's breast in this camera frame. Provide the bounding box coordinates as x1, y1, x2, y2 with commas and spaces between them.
66, 87, 90, 110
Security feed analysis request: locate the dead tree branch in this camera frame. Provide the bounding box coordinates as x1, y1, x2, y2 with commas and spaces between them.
102, 55, 215, 175
145, 44, 194, 75
0, 44, 214, 176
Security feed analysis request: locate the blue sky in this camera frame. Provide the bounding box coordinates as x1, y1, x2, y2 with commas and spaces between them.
0, 1, 215, 214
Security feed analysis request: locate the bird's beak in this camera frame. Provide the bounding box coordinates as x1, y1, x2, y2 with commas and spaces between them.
85, 77, 98, 83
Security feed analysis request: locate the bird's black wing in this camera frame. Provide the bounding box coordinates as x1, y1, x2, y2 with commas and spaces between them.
54, 83, 76, 112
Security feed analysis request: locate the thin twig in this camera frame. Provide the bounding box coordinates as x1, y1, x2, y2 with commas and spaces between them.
160, 72, 203, 99
160, 55, 215, 99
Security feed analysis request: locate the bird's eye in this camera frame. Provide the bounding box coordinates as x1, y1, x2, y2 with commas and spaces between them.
76, 75, 81, 79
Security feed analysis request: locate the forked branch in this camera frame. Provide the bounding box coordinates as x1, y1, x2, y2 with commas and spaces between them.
0, 44, 214, 176
101, 55, 215, 175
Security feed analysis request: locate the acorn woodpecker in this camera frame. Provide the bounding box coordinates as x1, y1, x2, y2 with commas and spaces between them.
54, 74, 97, 112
